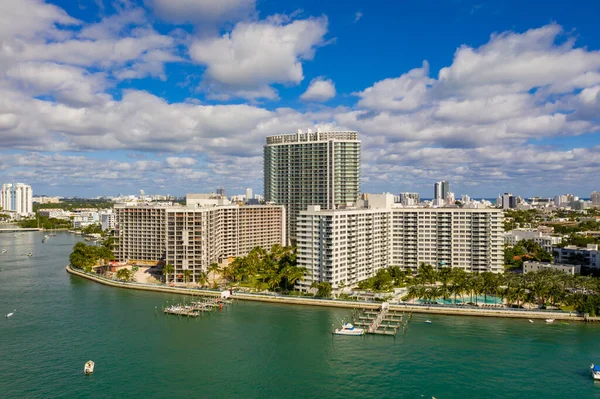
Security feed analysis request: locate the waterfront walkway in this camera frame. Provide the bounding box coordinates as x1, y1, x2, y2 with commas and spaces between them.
65, 265, 594, 322
0, 228, 40, 233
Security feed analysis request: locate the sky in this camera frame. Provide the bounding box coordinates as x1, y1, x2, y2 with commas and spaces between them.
0, 0, 599, 199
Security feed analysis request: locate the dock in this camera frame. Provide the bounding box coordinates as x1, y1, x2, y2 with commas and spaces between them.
162, 297, 233, 318
351, 303, 412, 337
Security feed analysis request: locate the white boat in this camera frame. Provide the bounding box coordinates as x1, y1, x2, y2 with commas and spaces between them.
6, 309, 15, 318
84, 360, 95, 375
334, 322, 364, 336
591, 364, 600, 381
27, 253, 33, 257
545, 319, 555, 324
425, 319, 432, 324
1, 249, 6, 254
528, 319, 534, 323
42, 235, 49, 243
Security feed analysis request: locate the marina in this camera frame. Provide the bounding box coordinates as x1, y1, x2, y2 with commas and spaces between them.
162, 297, 233, 317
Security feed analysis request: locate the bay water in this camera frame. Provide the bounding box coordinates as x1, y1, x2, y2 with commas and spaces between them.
1, 232, 600, 398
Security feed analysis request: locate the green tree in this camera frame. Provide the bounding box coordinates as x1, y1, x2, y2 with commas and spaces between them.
208, 262, 220, 287
162, 263, 174, 283
311, 281, 332, 298
116, 268, 132, 282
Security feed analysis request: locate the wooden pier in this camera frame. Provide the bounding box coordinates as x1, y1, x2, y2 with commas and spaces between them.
351, 304, 412, 337
162, 297, 233, 318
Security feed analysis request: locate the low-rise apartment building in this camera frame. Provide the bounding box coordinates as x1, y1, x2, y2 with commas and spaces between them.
553, 244, 600, 269
503, 229, 562, 253
523, 261, 580, 275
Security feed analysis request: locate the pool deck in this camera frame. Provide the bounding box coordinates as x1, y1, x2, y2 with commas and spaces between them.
66, 265, 597, 322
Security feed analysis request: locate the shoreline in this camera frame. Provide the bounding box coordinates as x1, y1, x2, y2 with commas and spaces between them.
66, 265, 595, 322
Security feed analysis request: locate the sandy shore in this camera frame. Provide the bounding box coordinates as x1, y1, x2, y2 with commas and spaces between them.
66, 265, 596, 322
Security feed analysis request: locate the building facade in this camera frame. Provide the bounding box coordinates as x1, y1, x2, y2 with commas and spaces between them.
523, 261, 580, 276
591, 191, 600, 207
115, 203, 286, 282
503, 229, 562, 253
553, 244, 600, 269
297, 206, 504, 289
398, 192, 420, 206
0, 183, 33, 215
100, 211, 116, 231
264, 130, 361, 241
434, 181, 450, 201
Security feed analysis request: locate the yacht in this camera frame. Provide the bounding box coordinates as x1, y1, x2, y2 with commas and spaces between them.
591, 364, 600, 381
334, 322, 364, 336
84, 360, 95, 375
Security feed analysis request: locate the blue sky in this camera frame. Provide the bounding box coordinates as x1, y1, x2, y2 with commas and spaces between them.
0, 0, 599, 199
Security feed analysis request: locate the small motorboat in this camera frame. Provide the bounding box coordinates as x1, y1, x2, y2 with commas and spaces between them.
528, 319, 534, 323
84, 360, 95, 375
27, 253, 33, 257
334, 322, 364, 336
425, 318, 432, 324
591, 364, 600, 381
42, 235, 49, 243
6, 309, 16, 318
1, 249, 6, 254
545, 319, 555, 324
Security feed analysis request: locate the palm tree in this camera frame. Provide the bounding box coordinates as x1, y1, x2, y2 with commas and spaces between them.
162, 263, 174, 284
183, 269, 191, 285
196, 271, 208, 287
208, 262, 220, 287
116, 268, 132, 282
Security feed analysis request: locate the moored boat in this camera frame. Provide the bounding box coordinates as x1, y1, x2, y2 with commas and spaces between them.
591, 364, 600, 380
528, 319, 534, 323
84, 360, 95, 375
334, 322, 364, 336
545, 319, 555, 324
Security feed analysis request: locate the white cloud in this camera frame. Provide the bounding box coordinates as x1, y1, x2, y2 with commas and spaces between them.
190, 15, 328, 99
354, 12, 363, 23
355, 62, 434, 111
165, 157, 198, 168
0, 0, 79, 41
300, 77, 336, 102
145, 0, 255, 25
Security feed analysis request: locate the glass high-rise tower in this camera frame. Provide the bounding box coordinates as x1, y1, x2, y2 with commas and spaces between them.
264, 130, 361, 242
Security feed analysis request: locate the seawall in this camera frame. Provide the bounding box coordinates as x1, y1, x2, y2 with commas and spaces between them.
66, 265, 591, 321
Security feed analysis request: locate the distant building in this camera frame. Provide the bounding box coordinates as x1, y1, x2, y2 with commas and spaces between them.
502, 193, 516, 209
523, 261, 580, 276
0, 183, 33, 215
591, 191, 600, 207
245, 188, 253, 202
33, 196, 60, 204
553, 244, 600, 269
503, 230, 562, 253
264, 130, 360, 241
434, 181, 450, 201
398, 192, 420, 206
216, 187, 226, 197
100, 210, 115, 231
38, 209, 70, 220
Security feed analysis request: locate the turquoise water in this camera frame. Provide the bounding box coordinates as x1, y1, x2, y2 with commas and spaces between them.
2, 232, 600, 398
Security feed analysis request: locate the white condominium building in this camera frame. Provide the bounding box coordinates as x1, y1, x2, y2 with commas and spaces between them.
297, 205, 392, 289
264, 130, 361, 242
115, 203, 286, 282
297, 206, 503, 289
503, 229, 562, 253
392, 208, 504, 273
0, 183, 33, 215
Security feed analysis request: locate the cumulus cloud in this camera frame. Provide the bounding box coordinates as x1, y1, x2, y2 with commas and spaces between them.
190, 15, 329, 99
300, 77, 336, 102
1, 4, 600, 197
145, 0, 255, 25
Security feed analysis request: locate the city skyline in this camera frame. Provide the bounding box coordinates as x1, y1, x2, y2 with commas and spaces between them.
1, 0, 600, 197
